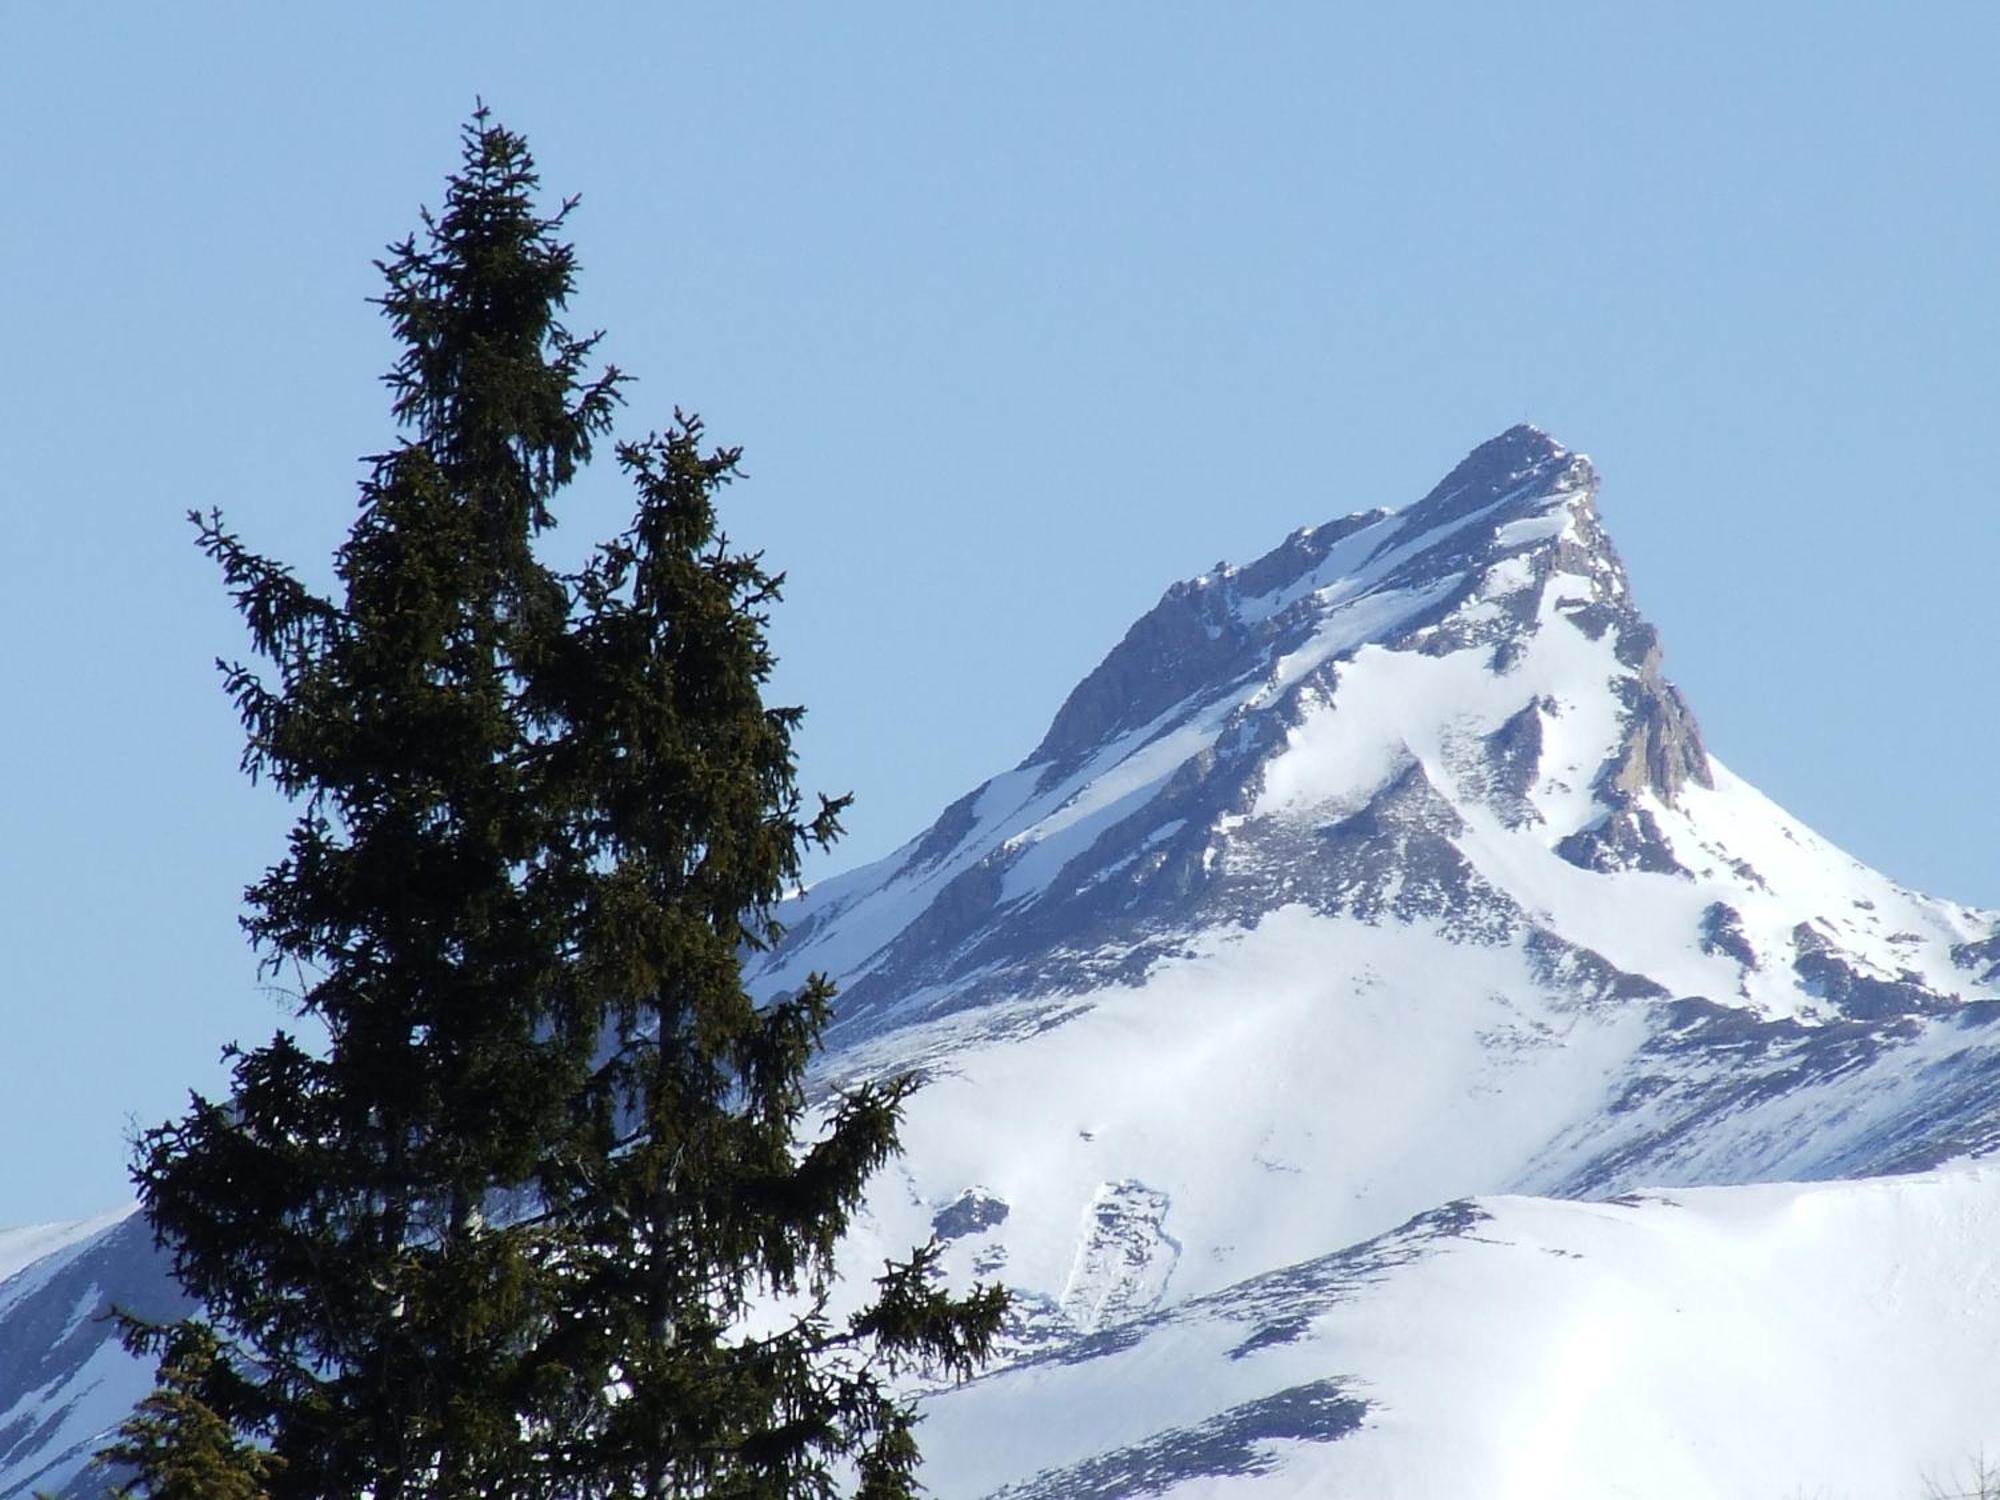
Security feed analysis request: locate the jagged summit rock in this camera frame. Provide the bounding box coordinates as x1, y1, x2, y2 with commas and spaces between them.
1388, 421, 1579, 531
1032, 423, 1592, 773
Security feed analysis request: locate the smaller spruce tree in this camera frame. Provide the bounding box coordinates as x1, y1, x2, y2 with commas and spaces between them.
99, 1323, 281, 1500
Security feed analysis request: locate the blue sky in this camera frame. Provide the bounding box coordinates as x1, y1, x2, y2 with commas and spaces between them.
4, 4, 1997, 1222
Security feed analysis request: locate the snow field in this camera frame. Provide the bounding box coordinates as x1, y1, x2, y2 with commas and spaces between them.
915, 1166, 2000, 1499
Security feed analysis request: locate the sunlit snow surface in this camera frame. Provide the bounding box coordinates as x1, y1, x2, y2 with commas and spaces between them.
7, 427, 2000, 1498
921, 1166, 2000, 1500
0, 1213, 124, 1288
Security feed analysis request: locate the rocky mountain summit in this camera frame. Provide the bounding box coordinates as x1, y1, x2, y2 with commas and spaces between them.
758, 427, 2000, 1190
7, 427, 2000, 1498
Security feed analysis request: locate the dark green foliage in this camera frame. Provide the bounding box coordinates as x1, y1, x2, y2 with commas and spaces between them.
122, 109, 1004, 1499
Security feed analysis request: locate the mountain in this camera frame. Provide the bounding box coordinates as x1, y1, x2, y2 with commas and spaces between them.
6, 426, 1999, 1497
742, 424, 2000, 1494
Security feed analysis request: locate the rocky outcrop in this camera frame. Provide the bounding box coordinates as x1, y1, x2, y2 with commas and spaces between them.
1791, 923, 1947, 1020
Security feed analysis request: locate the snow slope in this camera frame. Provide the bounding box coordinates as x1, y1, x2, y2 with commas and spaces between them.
920, 1165, 2000, 1500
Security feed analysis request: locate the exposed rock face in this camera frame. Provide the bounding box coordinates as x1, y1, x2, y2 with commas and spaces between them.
1956, 934, 2000, 984
932, 1189, 1010, 1243
1608, 657, 1711, 804
1790, 922, 1943, 1020
1700, 901, 1760, 970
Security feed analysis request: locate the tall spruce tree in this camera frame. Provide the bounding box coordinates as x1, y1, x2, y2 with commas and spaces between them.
119, 109, 1002, 1500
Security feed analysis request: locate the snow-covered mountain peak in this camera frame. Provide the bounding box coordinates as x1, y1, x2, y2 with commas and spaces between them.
723, 431, 2000, 1500
739, 431, 2000, 1314
756, 426, 1840, 1053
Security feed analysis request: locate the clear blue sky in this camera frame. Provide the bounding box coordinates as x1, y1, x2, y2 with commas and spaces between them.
5, 4, 1997, 1223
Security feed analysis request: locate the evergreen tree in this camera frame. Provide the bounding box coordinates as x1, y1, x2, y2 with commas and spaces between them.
99, 1324, 281, 1500
121, 108, 1002, 1500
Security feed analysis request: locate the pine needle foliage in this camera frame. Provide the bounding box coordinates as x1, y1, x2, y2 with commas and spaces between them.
98, 1323, 282, 1500
119, 108, 1003, 1500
